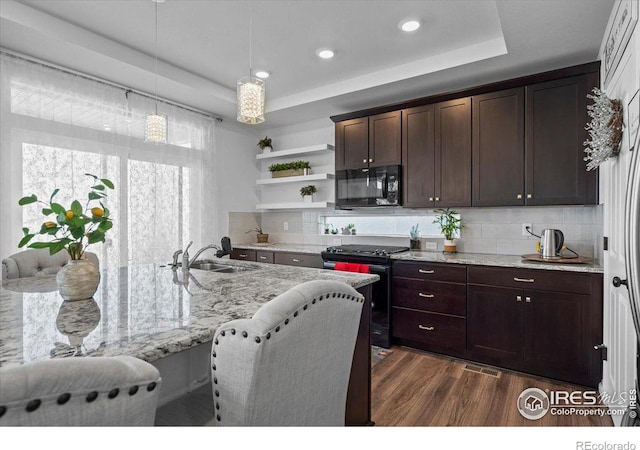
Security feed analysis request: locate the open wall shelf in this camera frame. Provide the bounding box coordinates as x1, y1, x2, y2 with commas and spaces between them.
256, 144, 334, 160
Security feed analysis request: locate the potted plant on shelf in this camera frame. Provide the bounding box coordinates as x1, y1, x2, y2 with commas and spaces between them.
257, 136, 273, 153
268, 160, 311, 178
433, 208, 463, 253
409, 223, 421, 250
246, 227, 269, 244
300, 185, 317, 203
18, 173, 114, 301
348, 223, 356, 235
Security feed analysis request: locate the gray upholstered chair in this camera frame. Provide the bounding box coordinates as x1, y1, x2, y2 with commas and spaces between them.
211, 279, 364, 426
2, 248, 99, 280
0, 356, 161, 426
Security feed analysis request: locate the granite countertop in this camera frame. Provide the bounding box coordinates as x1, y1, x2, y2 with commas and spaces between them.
391, 251, 603, 274
233, 243, 328, 254
0, 261, 378, 368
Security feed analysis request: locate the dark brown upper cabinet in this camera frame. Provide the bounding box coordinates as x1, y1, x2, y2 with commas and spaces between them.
525, 74, 598, 205
335, 117, 369, 170
472, 88, 525, 206
402, 98, 471, 208
335, 111, 401, 171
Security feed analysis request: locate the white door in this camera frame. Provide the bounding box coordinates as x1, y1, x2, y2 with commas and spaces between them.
600, 31, 639, 425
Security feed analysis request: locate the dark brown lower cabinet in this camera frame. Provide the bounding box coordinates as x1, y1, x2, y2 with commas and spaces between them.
467, 266, 603, 387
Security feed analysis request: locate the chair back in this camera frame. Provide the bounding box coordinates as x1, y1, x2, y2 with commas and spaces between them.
211, 279, 364, 426
0, 356, 161, 426
2, 249, 99, 280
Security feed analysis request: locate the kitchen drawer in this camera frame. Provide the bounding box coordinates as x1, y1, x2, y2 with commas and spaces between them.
393, 278, 466, 316
392, 307, 466, 353
274, 252, 323, 268
393, 261, 467, 283
468, 265, 591, 295
230, 249, 257, 261
256, 251, 274, 264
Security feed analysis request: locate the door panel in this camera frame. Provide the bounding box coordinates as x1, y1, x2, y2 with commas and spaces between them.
435, 97, 471, 207
335, 118, 368, 170
369, 111, 401, 167
472, 88, 525, 206
402, 105, 435, 207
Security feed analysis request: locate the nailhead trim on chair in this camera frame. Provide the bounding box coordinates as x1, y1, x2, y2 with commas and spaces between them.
108, 388, 119, 399
129, 386, 139, 396
211, 289, 365, 424
86, 391, 98, 403
26, 399, 41, 412
57, 393, 71, 405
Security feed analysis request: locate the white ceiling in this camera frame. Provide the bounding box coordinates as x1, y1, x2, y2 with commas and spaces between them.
0, 0, 614, 129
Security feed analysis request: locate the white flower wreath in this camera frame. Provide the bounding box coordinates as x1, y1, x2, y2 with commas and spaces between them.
584, 87, 623, 171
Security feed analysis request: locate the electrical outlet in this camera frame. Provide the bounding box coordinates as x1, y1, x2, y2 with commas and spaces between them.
424, 242, 437, 250
522, 223, 532, 237
333, 238, 342, 246
283, 221, 288, 231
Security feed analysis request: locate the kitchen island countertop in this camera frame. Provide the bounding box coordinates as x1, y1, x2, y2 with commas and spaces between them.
0, 261, 378, 368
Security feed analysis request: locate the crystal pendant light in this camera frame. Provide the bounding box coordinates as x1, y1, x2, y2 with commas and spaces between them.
237, 7, 265, 124
145, 0, 167, 143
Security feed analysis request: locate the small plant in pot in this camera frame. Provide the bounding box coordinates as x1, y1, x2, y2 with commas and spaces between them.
409, 223, 421, 250
347, 223, 356, 235
246, 227, 269, 244
433, 208, 463, 253
257, 136, 273, 153
300, 185, 317, 203
268, 160, 311, 178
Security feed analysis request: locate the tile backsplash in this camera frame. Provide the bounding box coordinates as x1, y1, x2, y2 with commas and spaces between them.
230, 205, 603, 263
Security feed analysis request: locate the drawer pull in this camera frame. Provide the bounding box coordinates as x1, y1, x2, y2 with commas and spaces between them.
513, 277, 534, 283
418, 269, 435, 274
259, 256, 267, 260
292, 258, 302, 262
418, 292, 435, 298
239, 254, 247, 258
516, 295, 522, 302
418, 325, 435, 331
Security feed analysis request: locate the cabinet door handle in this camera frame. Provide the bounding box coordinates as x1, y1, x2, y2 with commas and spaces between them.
363, 159, 367, 163
517, 194, 523, 199
292, 258, 302, 262
525, 297, 531, 303
516, 295, 522, 302
239, 254, 247, 258
418, 292, 435, 298
418, 269, 435, 274
513, 277, 534, 283
429, 197, 434, 201
418, 325, 435, 331
527, 194, 532, 199
259, 256, 267, 260
369, 158, 374, 163
435, 197, 440, 201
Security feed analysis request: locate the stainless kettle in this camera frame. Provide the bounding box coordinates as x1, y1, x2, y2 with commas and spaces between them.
540, 229, 564, 259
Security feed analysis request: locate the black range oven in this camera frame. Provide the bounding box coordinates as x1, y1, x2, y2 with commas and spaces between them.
321, 244, 409, 348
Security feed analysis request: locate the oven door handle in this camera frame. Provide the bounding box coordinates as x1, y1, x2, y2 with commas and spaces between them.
323, 261, 389, 273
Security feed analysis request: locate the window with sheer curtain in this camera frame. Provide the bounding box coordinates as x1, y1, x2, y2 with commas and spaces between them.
0, 53, 217, 269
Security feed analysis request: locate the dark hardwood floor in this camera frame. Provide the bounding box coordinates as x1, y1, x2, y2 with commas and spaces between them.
155, 345, 613, 426
372, 346, 612, 426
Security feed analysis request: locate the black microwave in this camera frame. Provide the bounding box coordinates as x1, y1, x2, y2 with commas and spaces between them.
335, 165, 401, 207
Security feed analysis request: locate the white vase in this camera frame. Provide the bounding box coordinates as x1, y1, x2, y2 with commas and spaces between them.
444, 239, 457, 253
303, 195, 313, 203
56, 260, 100, 301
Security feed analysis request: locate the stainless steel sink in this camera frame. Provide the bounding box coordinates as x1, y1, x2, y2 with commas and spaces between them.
188, 261, 258, 273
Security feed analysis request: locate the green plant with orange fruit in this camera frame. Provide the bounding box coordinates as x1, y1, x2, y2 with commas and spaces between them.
18, 173, 114, 260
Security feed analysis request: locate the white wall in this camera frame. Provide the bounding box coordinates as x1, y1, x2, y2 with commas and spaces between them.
213, 122, 260, 239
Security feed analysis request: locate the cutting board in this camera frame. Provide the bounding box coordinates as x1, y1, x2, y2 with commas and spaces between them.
521, 254, 593, 264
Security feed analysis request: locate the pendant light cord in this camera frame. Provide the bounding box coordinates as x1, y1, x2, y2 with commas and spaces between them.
154, 0, 159, 114
248, 5, 252, 79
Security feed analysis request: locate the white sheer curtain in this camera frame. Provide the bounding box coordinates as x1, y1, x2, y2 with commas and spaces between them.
0, 53, 218, 269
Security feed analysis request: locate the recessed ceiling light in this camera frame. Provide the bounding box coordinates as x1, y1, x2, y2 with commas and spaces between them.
255, 70, 270, 79
316, 49, 335, 59
399, 19, 421, 32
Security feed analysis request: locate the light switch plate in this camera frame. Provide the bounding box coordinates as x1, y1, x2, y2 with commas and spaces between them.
424, 242, 437, 250
283, 221, 288, 231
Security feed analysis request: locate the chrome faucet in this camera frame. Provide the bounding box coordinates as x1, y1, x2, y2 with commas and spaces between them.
171, 249, 183, 267
187, 243, 221, 267
182, 241, 194, 269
